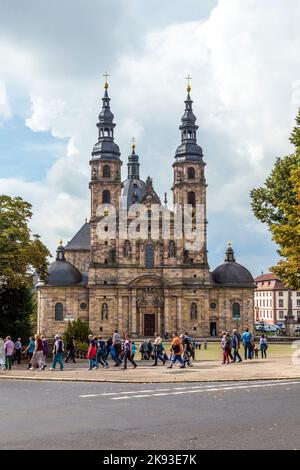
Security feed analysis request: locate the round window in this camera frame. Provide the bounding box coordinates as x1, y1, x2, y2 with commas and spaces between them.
210, 302, 217, 310
80, 302, 87, 310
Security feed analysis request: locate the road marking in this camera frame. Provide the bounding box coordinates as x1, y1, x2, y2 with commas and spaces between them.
79, 381, 255, 398
109, 380, 300, 400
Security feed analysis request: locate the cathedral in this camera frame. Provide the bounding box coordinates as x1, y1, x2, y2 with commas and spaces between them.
37, 79, 255, 338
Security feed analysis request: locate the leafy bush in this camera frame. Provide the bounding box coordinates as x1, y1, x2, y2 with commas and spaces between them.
63, 319, 91, 345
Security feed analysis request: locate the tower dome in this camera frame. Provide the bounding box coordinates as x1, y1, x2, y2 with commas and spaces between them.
47, 243, 82, 287
212, 243, 255, 287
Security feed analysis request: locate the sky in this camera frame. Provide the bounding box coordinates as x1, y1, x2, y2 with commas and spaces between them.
0, 0, 300, 275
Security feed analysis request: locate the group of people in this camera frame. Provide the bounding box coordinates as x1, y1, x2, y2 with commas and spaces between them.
221, 328, 268, 364
0, 328, 269, 372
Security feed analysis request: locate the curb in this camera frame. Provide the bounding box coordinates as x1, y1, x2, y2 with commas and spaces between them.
1, 375, 300, 384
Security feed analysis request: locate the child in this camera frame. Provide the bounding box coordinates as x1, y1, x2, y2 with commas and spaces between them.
253, 344, 259, 359
87, 338, 98, 370
131, 342, 137, 360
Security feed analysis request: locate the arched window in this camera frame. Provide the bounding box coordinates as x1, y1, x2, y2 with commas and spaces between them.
145, 244, 154, 269
103, 165, 110, 178
101, 302, 108, 320
232, 302, 241, 319
188, 191, 196, 207
190, 302, 197, 320
102, 190, 110, 204
188, 167, 195, 179
55, 302, 63, 321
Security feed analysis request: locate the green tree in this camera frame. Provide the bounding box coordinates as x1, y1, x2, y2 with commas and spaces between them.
0, 195, 50, 289
0, 287, 35, 340
251, 110, 300, 289
63, 319, 91, 345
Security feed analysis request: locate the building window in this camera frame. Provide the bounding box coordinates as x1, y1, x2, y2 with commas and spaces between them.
190, 303, 197, 320
103, 165, 110, 178
297, 300, 300, 307
145, 244, 154, 269
188, 167, 195, 179
102, 190, 110, 204
279, 311, 284, 319
297, 312, 300, 323
297, 292, 300, 297
101, 302, 108, 320
210, 302, 217, 310
232, 302, 241, 320
80, 303, 87, 310
279, 299, 284, 308
187, 191, 196, 207
279, 291, 283, 297
55, 302, 63, 321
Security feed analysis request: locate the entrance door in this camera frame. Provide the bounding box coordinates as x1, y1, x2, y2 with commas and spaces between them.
210, 322, 217, 336
144, 314, 155, 336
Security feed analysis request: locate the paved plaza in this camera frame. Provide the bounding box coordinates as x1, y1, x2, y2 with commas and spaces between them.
1, 356, 300, 383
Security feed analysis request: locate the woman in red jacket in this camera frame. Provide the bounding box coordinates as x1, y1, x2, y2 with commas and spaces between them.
87, 337, 98, 370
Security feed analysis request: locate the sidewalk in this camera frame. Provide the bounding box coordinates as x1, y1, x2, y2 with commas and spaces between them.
1, 357, 300, 383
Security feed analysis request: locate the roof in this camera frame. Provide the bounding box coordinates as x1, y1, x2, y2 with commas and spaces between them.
254, 273, 287, 290
254, 273, 278, 282
65, 223, 90, 251
212, 262, 255, 288
47, 260, 83, 286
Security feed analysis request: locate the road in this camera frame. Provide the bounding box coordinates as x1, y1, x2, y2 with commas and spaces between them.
0, 379, 299, 450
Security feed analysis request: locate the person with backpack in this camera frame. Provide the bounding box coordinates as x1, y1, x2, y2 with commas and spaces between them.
152, 332, 166, 366
231, 329, 242, 363
183, 332, 194, 366
50, 335, 64, 370
97, 336, 109, 368
122, 335, 137, 370
167, 333, 185, 369
65, 336, 77, 363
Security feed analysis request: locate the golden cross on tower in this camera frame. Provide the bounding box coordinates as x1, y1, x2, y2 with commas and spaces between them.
185, 74, 192, 93
103, 72, 109, 89
131, 136, 136, 150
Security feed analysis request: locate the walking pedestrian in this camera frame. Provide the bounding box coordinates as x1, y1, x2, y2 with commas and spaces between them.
241, 328, 253, 360
113, 330, 122, 362
30, 334, 45, 370
50, 335, 64, 370
167, 333, 185, 368
4, 336, 15, 370
97, 336, 109, 368
231, 329, 242, 363
87, 337, 98, 370
182, 333, 193, 367
14, 338, 22, 364
41, 335, 48, 369
23, 336, 35, 369
152, 332, 166, 366
122, 335, 137, 369
0, 337, 5, 369
221, 332, 230, 365
65, 336, 77, 363
260, 335, 268, 359
131, 342, 137, 360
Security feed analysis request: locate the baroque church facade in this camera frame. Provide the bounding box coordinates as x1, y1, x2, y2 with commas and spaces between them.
37, 80, 255, 338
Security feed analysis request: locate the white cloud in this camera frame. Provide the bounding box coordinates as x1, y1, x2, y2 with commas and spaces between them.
0, 80, 12, 121
0, 0, 299, 272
